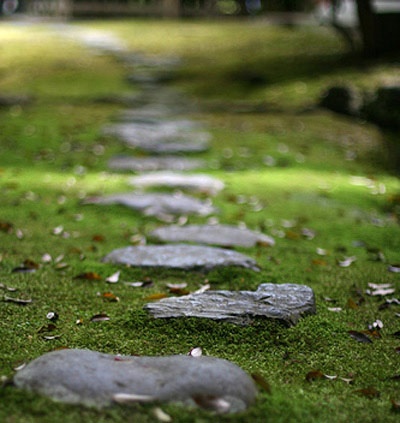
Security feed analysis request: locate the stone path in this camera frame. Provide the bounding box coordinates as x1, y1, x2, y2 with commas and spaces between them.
13, 26, 316, 413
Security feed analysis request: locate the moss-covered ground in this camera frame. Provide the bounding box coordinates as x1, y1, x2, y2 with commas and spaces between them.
0, 18, 399, 423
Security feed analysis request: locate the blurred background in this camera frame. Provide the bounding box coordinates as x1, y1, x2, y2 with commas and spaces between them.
2, 1, 400, 58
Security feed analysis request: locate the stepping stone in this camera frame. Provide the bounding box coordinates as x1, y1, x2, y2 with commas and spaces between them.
84, 192, 216, 217
127, 71, 175, 85
119, 88, 198, 113
102, 244, 260, 272
108, 156, 207, 172
116, 139, 209, 154
118, 105, 186, 120
103, 118, 201, 133
119, 52, 182, 69
56, 26, 128, 54
130, 172, 224, 195
103, 121, 210, 154
95, 98, 194, 116
113, 116, 203, 126
150, 224, 275, 247
14, 349, 257, 413
0, 94, 32, 108
145, 283, 316, 326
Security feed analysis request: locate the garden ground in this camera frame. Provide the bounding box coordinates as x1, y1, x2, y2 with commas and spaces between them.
0, 17, 400, 422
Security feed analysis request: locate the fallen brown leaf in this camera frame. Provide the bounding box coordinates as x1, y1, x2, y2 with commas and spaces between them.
252, 373, 272, 394
92, 234, 105, 242
90, 313, 110, 322
144, 293, 168, 301
390, 398, 400, 412
306, 370, 325, 382
0, 221, 13, 233
354, 386, 380, 399
74, 272, 102, 281
102, 292, 120, 302
4, 295, 32, 305
348, 330, 373, 343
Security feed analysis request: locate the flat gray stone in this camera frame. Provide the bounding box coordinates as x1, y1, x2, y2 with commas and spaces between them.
0, 94, 32, 108
102, 119, 201, 135
145, 283, 316, 326
108, 156, 206, 172
107, 89, 198, 114
150, 224, 275, 248
112, 115, 202, 126
128, 86, 194, 107
102, 120, 211, 154
130, 172, 224, 195
14, 349, 257, 413
58, 26, 128, 54
106, 136, 208, 154
119, 52, 182, 69
102, 244, 260, 272
83, 192, 216, 217
117, 105, 185, 120
127, 72, 175, 85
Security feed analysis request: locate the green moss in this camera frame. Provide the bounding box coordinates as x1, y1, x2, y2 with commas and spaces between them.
0, 19, 399, 423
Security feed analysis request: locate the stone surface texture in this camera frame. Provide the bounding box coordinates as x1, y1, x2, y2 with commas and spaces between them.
84, 192, 216, 217
150, 224, 275, 247
130, 172, 224, 195
14, 349, 257, 412
145, 283, 316, 326
102, 244, 260, 272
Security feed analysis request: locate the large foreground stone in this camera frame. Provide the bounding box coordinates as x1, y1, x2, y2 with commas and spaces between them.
108, 156, 206, 172
102, 244, 260, 272
150, 224, 275, 247
130, 172, 224, 195
14, 349, 257, 413
84, 192, 216, 217
145, 283, 315, 326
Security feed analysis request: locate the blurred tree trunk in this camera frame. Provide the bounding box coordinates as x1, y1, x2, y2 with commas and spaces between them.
162, 0, 181, 17
355, 0, 377, 56
355, 0, 400, 57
